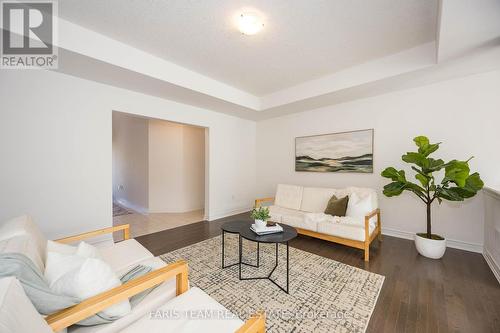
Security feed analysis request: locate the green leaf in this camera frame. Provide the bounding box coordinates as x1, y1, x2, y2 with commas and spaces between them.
465, 172, 484, 192
420, 143, 440, 157
402, 152, 429, 168
447, 187, 476, 199
413, 136, 429, 149
381, 167, 406, 182
426, 158, 445, 172
436, 187, 465, 201
415, 173, 429, 187
413, 136, 440, 157
383, 182, 406, 197
443, 160, 470, 187
405, 182, 427, 197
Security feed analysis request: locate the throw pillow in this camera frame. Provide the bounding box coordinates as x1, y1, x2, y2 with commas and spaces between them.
76, 242, 101, 259
49, 254, 131, 318
44, 251, 86, 286
346, 192, 373, 222
324, 195, 349, 217
46, 240, 101, 259
46, 240, 77, 256
44, 241, 101, 284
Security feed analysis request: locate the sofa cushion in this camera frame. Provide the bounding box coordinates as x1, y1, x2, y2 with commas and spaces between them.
268, 205, 283, 223
0, 277, 53, 333
317, 217, 376, 242
275, 184, 303, 210
120, 287, 244, 333
324, 195, 349, 217
0, 215, 47, 265
270, 206, 316, 232
69, 257, 178, 333
300, 187, 337, 213
96, 239, 154, 273
0, 235, 44, 272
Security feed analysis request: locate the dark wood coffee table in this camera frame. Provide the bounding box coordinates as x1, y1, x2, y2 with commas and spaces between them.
221, 220, 297, 293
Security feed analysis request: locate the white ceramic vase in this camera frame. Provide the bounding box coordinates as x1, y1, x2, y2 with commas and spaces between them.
414, 233, 446, 259
254, 219, 266, 228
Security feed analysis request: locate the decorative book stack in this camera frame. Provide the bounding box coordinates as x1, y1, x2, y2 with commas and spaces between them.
250, 223, 284, 235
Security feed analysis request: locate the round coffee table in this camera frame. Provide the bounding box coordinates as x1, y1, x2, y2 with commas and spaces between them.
221, 220, 260, 269
221, 220, 297, 293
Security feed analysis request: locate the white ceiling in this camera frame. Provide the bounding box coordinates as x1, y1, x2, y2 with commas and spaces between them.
59, 0, 438, 95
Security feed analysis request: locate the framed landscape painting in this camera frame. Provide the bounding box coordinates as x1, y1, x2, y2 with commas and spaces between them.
295, 129, 374, 173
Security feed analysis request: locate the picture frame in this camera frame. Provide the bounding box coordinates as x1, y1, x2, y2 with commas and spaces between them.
295, 129, 374, 173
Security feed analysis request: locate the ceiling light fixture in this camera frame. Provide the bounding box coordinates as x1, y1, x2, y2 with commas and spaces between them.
238, 12, 264, 35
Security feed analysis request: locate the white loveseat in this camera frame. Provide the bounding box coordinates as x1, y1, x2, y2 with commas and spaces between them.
0, 215, 265, 333
256, 184, 382, 261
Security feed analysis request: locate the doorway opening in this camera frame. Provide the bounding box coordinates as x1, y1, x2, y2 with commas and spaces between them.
112, 111, 207, 239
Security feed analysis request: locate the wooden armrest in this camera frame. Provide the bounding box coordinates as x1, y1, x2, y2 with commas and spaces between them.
364, 208, 380, 221
254, 197, 275, 207
236, 311, 266, 333
54, 224, 130, 244
45, 260, 189, 332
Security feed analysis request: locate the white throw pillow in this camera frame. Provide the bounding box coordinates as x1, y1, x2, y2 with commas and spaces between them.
46, 240, 77, 255
346, 192, 372, 221
45, 241, 101, 284
45, 251, 86, 286
76, 242, 101, 259
44, 241, 130, 319
46, 240, 101, 258
47, 254, 131, 318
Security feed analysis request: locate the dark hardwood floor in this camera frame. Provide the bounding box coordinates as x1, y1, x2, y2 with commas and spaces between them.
136, 212, 500, 333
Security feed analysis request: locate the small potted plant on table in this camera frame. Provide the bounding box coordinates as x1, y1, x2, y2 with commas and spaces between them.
251, 206, 271, 229
381, 136, 483, 259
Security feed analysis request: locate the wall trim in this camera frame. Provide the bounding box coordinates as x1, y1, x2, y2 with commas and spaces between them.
483, 249, 500, 285
483, 186, 500, 200
382, 227, 483, 253
208, 206, 252, 221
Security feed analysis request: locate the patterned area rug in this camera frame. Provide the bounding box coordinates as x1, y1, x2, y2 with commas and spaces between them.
160, 235, 384, 333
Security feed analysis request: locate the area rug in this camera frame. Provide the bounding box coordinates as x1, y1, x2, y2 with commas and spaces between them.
160, 235, 384, 333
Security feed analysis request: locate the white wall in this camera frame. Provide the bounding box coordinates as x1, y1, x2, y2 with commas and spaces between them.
112, 113, 149, 213
256, 70, 500, 251
148, 120, 205, 213
0, 70, 256, 239
181, 123, 205, 212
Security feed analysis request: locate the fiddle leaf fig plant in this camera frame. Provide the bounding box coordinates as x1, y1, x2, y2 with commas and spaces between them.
381, 136, 484, 240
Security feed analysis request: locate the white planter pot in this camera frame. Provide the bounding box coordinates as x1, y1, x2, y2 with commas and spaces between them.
254, 219, 266, 228
415, 233, 446, 259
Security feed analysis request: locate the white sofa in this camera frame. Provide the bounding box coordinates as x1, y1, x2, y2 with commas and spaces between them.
0, 215, 265, 333
256, 184, 382, 261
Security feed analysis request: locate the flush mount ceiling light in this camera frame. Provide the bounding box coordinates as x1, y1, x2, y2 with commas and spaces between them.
238, 12, 264, 35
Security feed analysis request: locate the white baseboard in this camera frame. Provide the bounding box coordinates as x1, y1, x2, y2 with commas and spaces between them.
483, 249, 500, 285
382, 227, 484, 253
115, 199, 148, 215
208, 206, 252, 221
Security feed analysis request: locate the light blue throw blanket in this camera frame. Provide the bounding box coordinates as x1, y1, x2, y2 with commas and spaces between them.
0, 252, 155, 326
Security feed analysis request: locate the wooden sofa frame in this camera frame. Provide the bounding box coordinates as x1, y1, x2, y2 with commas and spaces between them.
46, 224, 266, 333
255, 198, 382, 262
